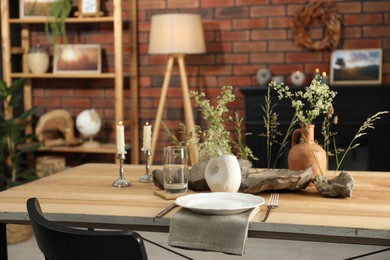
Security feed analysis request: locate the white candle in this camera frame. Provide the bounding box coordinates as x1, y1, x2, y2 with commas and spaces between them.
116, 121, 125, 154
143, 122, 152, 151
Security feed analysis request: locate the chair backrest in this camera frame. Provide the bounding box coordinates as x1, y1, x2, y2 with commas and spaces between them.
27, 198, 148, 260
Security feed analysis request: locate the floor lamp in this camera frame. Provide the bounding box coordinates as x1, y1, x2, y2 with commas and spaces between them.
148, 14, 206, 165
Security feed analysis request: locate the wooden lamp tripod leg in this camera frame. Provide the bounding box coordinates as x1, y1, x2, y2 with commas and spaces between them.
177, 54, 199, 165
150, 55, 174, 164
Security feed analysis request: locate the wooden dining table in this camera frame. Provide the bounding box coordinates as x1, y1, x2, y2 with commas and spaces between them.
0, 163, 389, 260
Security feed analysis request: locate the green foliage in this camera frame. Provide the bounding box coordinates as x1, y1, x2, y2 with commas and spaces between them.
332, 111, 389, 171
164, 86, 256, 163
45, 0, 72, 46
191, 86, 234, 161
270, 75, 337, 125
0, 79, 39, 189
260, 86, 298, 168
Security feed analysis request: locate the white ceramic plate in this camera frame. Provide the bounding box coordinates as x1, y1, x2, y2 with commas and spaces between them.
175, 192, 265, 215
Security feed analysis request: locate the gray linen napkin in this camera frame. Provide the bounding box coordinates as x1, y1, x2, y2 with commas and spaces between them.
168, 207, 259, 255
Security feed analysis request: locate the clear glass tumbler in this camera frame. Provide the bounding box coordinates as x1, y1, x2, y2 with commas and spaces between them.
163, 146, 188, 194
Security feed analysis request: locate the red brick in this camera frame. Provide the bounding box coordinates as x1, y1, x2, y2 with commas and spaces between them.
215, 7, 248, 18
233, 18, 267, 30
384, 38, 390, 48
344, 14, 382, 26
268, 17, 292, 28
286, 52, 323, 63
364, 26, 390, 37
363, 2, 390, 12
216, 54, 249, 64
236, 0, 268, 5
250, 52, 285, 63
216, 31, 250, 41
201, 0, 233, 8
334, 2, 362, 14
204, 20, 232, 30
268, 40, 302, 51
207, 42, 233, 53
233, 65, 259, 76
167, 0, 199, 8
75, 89, 105, 97
272, 0, 305, 3
382, 62, 390, 74
343, 27, 362, 38
252, 29, 286, 40
268, 64, 303, 75
233, 41, 267, 52
34, 98, 61, 107
199, 65, 232, 75
62, 98, 91, 108
343, 39, 382, 49
138, 0, 165, 9
251, 6, 286, 17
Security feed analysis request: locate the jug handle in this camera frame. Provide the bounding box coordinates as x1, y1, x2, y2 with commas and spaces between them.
291, 128, 301, 147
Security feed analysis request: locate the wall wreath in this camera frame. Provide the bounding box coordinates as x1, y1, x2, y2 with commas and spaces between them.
292, 1, 341, 51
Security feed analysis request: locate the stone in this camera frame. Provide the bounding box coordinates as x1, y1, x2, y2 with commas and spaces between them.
312, 171, 355, 198
241, 167, 312, 194
205, 155, 241, 192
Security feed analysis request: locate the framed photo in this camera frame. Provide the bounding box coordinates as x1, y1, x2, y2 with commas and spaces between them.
77, 0, 102, 17
20, 0, 55, 18
330, 48, 382, 85
53, 44, 101, 74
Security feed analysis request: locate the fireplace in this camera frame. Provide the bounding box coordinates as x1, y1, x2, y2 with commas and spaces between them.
240, 85, 390, 171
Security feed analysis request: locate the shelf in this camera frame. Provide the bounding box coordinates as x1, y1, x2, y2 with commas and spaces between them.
9, 17, 114, 24
11, 73, 116, 79
2, 0, 139, 164
38, 143, 130, 154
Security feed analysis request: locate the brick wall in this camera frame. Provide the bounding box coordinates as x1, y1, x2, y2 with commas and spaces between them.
26, 0, 389, 164
138, 0, 390, 163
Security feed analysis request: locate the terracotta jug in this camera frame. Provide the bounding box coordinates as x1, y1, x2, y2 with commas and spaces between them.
288, 124, 326, 178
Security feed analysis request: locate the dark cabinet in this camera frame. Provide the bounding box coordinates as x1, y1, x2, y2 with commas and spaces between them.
240, 86, 390, 171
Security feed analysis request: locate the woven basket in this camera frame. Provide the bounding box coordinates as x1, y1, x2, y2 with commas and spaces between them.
6, 224, 32, 244
35, 156, 66, 178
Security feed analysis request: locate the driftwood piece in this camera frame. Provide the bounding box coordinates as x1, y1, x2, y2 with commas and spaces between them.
241, 167, 312, 194
35, 109, 79, 147
312, 171, 355, 198
152, 160, 312, 193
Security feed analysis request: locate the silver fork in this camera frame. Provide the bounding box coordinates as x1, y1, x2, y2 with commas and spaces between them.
261, 193, 279, 222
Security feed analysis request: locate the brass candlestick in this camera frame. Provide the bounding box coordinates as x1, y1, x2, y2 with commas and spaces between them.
112, 153, 131, 187
138, 150, 153, 183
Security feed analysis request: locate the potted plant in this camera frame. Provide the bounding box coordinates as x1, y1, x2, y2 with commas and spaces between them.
0, 78, 40, 243
45, 0, 73, 46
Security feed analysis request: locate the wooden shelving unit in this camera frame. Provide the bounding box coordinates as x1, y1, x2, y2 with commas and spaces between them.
0, 0, 139, 163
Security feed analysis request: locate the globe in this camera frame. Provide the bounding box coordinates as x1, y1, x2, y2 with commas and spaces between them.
76, 109, 101, 148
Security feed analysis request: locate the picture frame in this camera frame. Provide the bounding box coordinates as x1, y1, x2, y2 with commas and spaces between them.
330, 48, 382, 85
53, 44, 101, 74
20, 0, 55, 19
77, 0, 103, 17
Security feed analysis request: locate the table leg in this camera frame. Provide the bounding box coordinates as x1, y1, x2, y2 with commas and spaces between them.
0, 223, 8, 260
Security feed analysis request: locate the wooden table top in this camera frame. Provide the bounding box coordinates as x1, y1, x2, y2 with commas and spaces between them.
0, 163, 389, 245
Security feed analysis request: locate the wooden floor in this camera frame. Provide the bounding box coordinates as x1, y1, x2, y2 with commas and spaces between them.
8, 231, 390, 260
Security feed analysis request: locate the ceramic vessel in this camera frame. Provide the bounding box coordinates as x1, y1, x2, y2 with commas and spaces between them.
27, 44, 49, 74
288, 124, 326, 178
205, 154, 241, 192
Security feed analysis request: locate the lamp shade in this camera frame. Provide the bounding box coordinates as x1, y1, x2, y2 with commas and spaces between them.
148, 14, 206, 55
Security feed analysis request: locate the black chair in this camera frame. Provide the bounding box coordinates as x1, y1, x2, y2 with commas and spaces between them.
26, 197, 148, 260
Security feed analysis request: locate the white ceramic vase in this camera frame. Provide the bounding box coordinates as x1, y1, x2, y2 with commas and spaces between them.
205, 154, 241, 192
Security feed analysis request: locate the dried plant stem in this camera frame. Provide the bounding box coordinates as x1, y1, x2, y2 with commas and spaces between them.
335, 111, 389, 171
